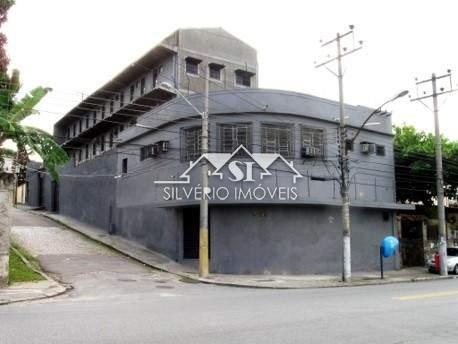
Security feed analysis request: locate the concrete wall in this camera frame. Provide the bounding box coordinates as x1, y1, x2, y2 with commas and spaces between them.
210, 205, 395, 274
115, 205, 181, 259
57, 151, 118, 231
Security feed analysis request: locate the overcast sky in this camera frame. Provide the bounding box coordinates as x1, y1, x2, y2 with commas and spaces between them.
4, 0, 458, 139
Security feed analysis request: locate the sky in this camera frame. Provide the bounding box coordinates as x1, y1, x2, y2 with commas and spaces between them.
4, 0, 458, 140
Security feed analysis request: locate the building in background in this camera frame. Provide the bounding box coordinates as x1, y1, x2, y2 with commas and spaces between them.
26, 28, 413, 274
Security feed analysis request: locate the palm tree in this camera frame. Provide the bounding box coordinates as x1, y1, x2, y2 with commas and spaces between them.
0, 70, 68, 287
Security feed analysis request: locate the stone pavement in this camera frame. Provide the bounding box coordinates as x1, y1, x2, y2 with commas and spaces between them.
30, 208, 457, 289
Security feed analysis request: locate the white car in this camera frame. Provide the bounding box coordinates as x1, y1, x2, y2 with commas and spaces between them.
427, 247, 458, 274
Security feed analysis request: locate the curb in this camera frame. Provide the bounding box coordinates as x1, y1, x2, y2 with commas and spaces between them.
1, 246, 70, 306
31, 211, 458, 290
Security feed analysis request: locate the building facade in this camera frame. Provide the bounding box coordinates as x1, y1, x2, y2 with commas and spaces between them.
26, 28, 412, 274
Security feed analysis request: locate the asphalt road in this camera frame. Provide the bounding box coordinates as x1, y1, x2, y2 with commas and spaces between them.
1, 210, 458, 344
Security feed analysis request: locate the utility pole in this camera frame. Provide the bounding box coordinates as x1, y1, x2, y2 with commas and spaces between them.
199, 64, 210, 278
411, 71, 456, 276
315, 26, 363, 282
158, 70, 210, 278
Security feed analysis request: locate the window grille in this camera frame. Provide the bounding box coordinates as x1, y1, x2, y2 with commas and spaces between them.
261, 124, 293, 157
181, 127, 202, 161
301, 126, 324, 158
218, 123, 252, 153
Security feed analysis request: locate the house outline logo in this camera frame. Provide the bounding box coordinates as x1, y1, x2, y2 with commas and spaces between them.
154, 145, 303, 185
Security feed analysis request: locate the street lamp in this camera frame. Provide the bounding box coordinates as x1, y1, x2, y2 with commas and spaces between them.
160, 71, 210, 278
338, 89, 408, 282
349, 90, 409, 145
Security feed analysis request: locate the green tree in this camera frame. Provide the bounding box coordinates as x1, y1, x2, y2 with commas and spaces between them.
394, 125, 458, 206
0, 0, 67, 287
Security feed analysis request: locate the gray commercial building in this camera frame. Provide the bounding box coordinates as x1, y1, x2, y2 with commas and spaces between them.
26, 28, 412, 274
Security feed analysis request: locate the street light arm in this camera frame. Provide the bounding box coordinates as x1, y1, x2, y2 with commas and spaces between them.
349, 90, 409, 144
160, 82, 205, 118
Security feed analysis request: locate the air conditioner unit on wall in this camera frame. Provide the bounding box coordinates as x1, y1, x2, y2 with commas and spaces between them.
150, 144, 159, 157
360, 143, 375, 154
158, 140, 169, 153
301, 146, 321, 158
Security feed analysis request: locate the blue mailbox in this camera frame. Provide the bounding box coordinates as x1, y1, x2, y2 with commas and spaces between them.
379, 236, 399, 279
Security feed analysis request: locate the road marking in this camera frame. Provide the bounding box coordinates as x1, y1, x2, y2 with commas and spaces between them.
394, 290, 458, 301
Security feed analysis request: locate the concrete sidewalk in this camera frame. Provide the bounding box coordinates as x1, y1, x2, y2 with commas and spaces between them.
0, 246, 68, 305
33, 209, 457, 289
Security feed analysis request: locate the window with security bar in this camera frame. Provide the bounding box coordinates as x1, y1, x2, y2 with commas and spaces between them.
218, 123, 252, 153
181, 127, 202, 161
261, 124, 294, 158
301, 126, 325, 158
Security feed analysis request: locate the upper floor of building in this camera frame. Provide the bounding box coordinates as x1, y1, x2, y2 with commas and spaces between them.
54, 27, 258, 156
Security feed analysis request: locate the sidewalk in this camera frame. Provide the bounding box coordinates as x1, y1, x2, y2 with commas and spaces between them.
33, 210, 457, 289
0, 246, 68, 305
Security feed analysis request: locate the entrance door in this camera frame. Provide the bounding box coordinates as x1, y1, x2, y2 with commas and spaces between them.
400, 219, 425, 266
183, 208, 210, 259
51, 181, 59, 212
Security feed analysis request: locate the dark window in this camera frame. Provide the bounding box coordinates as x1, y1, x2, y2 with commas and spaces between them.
130, 85, 135, 101
101, 105, 105, 119
301, 126, 324, 158
72, 123, 76, 137
235, 70, 253, 87
185, 57, 201, 75
122, 158, 128, 174
345, 139, 354, 152
447, 248, 458, 257
93, 111, 97, 125
109, 131, 113, 148
140, 145, 156, 161
110, 100, 114, 113
100, 135, 105, 152
376, 144, 386, 156
140, 78, 146, 95
153, 68, 159, 88
209, 63, 224, 80
66, 127, 70, 139
85, 144, 89, 159
79, 119, 82, 133
85, 114, 89, 128
120, 92, 124, 107
92, 142, 97, 156
218, 123, 252, 153
181, 127, 202, 161
261, 124, 293, 157
78, 149, 82, 162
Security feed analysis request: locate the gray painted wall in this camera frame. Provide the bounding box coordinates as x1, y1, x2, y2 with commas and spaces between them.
210, 205, 395, 274
57, 151, 117, 231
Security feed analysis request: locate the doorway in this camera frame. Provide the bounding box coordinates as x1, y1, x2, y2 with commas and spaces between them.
183, 207, 210, 259
400, 219, 425, 266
